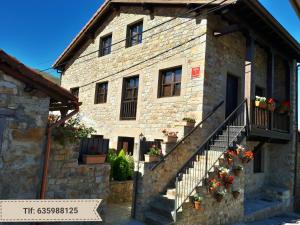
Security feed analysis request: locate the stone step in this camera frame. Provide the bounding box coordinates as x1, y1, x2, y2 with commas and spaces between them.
144, 211, 175, 225
149, 199, 174, 220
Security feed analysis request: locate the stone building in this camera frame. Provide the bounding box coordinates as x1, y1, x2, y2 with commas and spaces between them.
0, 50, 79, 199
54, 0, 300, 224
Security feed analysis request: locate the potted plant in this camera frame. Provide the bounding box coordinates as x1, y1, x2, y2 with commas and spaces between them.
214, 189, 226, 202
232, 189, 241, 199
278, 101, 290, 114
162, 129, 178, 143
208, 178, 222, 193
223, 175, 234, 191
182, 117, 196, 127
233, 165, 243, 176
255, 96, 267, 109
267, 98, 276, 112
82, 146, 106, 164
193, 193, 203, 210
217, 166, 229, 179
144, 146, 162, 163
239, 150, 254, 164
224, 149, 236, 165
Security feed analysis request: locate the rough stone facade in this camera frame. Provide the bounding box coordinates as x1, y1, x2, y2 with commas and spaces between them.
61, 6, 208, 149
108, 181, 133, 203
0, 71, 49, 199
46, 139, 110, 204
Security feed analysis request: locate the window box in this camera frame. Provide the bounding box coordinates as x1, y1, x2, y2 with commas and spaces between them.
82, 154, 106, 164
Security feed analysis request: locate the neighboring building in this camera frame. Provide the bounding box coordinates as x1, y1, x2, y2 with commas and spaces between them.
54, 0, 300, 224
0, 50, 79, 199
290, 0, 300, 18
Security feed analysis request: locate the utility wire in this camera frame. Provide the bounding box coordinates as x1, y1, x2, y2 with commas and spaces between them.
64, 2, 232, 92
40, 0, 228, 72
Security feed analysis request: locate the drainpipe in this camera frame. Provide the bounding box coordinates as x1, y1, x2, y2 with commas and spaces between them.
39, 105, 79, 199
294, 63, 299, 209
294, 64, 300, 211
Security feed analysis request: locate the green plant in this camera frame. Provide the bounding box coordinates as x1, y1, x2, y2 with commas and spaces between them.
234, 165, 243, 171
193, 193, 203, 202
51, 115, 96, 145
147, 147, 162, 157
110, 149, 134, 181
183, 117, 196, 123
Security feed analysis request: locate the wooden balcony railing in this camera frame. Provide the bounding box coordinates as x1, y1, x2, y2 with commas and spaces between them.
251, 104, 290, 133
120, 99, 137, 120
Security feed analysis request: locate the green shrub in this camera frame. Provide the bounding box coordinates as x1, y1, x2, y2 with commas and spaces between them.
110, 149, 134, 181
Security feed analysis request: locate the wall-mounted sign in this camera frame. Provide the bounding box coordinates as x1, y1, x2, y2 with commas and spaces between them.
0, 199, 102, 222
191, 67, 201, 78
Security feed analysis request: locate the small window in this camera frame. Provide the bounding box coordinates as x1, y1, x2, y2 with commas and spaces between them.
253, 146, 264, 173
70, 87, 79, 98
126, 21, 143, 47
158, 67, 182, 98
99, 34, 112, 56
95, 82, 108, 104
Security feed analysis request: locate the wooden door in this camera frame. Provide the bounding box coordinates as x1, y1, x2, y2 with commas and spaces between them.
226, 75, 239, 118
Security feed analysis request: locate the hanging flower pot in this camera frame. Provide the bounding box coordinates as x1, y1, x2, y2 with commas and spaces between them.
232, 190, 240, 199
233, 165, 243, 176
193, 194, 203, 210
214, 190, 225, 202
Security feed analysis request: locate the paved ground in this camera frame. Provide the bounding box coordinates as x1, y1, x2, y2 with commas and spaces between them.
234, 213, 300, 225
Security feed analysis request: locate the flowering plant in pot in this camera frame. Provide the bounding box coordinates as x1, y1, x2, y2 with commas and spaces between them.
223, 175, 234, 191
182, 117, 196, 127
232, 188, 241, 199
144, 146, 162, 163
239, 150, 254, 163
233, 165, 243, 176
217, 166, 230, 179
193, 193, 203, 210
83, 146, 106, 164
279, 101, 290, 114
267, 98, 276, 112
214, 189, 226, 202
208, 178, 222, 193
224, 149, 236, 165
255, 96, 267, 109
162, 129, 178, 143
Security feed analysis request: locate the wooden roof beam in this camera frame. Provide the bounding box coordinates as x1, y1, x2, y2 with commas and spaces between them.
213, 24, 242, 37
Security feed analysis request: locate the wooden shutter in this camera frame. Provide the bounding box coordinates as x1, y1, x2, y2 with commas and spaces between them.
0, 117, 6, 154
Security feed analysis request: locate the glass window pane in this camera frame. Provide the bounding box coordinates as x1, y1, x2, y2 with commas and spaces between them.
175, 69, 182, 82
174, 83, 181, 96
163, 72, 173, 84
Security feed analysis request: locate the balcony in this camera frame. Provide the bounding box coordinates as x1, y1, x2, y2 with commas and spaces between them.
249, 102, 290, 141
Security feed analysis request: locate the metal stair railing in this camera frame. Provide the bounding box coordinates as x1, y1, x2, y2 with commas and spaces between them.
151, 100, 225, 171
173, 99, 249, 221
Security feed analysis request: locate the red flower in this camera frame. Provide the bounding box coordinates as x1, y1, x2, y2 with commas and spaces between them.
223, 175, 234, 184
282, 101, 290, 107
268, 98, 275, 104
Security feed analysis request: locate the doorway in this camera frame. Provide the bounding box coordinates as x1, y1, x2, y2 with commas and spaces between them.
117, 136, 135, 155
226, 74, 239, 118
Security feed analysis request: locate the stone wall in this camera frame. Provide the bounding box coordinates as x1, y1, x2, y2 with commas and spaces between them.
46, 139, 110, 206
108, 181, 133, 203
0, 71, 49, 199
61, 6, 208, 149
177, 172, 244, 225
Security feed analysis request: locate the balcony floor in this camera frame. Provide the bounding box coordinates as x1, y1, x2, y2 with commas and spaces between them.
248, 126, 291, 142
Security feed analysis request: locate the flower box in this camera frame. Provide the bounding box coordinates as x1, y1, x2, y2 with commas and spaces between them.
183, 121, 196, 127
144, 154, 160, 163
82, 154, 106, 164
166, 136, 178, 143
194, 201, 202, 210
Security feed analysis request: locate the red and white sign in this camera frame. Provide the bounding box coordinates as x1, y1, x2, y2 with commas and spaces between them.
191, 67, 201, 78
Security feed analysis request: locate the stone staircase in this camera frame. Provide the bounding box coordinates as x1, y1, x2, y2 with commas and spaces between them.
144, 125, 247, 225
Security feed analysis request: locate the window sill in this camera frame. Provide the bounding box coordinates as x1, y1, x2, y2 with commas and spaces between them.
156, 96, 182, 103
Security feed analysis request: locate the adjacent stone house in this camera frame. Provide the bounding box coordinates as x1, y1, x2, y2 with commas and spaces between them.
54, 0, 300, 224
0, 50, 79, 199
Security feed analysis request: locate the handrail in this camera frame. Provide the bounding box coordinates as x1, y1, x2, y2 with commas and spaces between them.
173, 99, 249, 218
176, 99, 247, 176
151, 100, 225, 171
